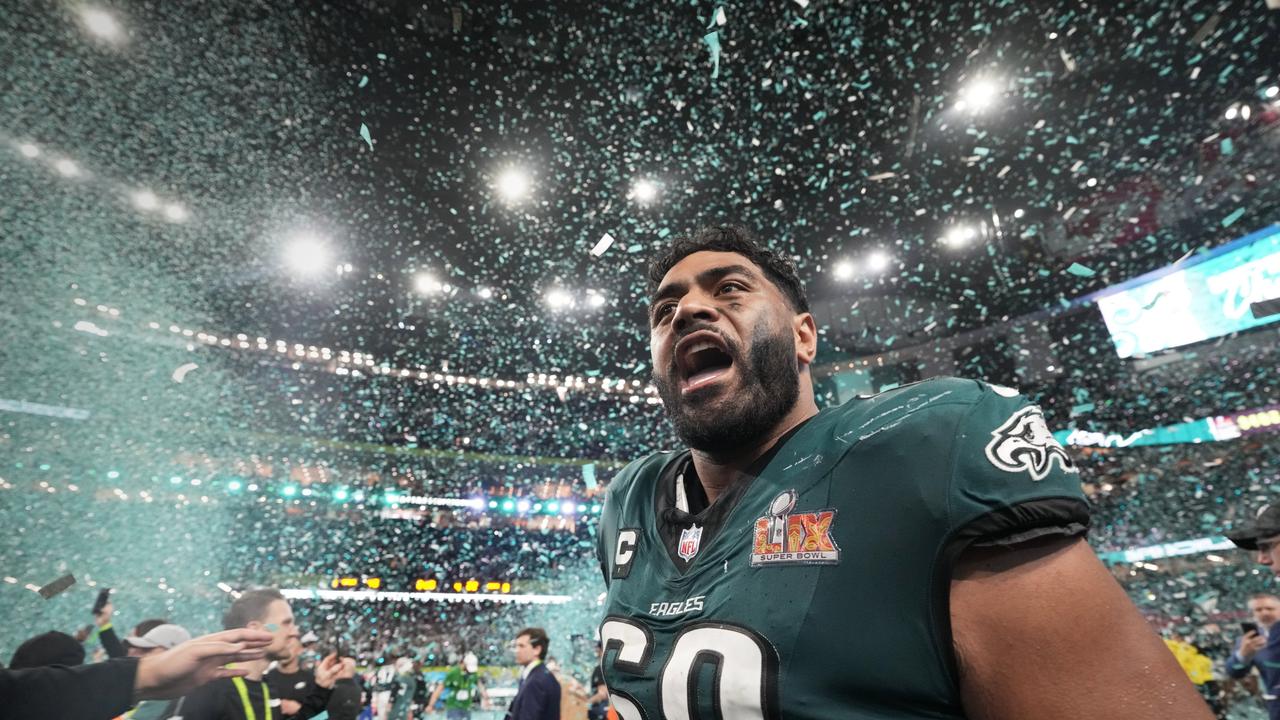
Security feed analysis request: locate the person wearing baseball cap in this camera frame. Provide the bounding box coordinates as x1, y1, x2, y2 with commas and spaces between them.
122, 624, 194, 658
1227, 504, 1280, 720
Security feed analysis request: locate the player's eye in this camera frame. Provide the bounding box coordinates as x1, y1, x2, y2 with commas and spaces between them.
653, 303, 675, 321
718, 281, 745, 294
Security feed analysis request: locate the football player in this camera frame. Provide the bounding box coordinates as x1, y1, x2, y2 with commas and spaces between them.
595, 225, 1210, 719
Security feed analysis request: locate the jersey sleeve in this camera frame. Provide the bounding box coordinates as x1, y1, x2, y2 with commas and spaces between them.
947, 382, 1089, 547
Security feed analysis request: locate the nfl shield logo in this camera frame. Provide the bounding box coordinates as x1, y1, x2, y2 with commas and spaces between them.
678, 524, 703, 561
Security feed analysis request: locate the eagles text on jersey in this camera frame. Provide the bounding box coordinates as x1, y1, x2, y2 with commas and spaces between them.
595, 377, 1087, 720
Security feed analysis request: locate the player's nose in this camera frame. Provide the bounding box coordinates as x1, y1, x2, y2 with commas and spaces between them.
671, 295, 718, 332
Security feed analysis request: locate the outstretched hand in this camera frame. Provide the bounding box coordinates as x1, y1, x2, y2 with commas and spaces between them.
314, 651, 357, 688
133, 629, 274, 700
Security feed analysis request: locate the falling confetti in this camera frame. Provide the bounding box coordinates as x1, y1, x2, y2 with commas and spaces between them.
172, 362, 199, 383
359, 122, 373, 149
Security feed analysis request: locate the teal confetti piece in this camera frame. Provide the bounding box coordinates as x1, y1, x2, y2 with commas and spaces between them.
1221, 207, 1245, 227
358, 75, 368, 88
1220, 137, 1234, 156
359, 123, 373, 150
703, 31, 721, 80
582, 463, 597, 490
1066, 262, 1096, 277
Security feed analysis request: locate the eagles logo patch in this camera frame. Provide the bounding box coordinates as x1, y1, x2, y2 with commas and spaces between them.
985, 406, 1077, 481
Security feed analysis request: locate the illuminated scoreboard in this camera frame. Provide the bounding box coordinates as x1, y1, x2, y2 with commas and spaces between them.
1092, 224, 1280, 358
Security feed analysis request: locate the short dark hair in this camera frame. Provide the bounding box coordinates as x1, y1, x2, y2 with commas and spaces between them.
223, 588, 285, 630
132, 618, 170, 638
647, 225, 810, 314
518, 627, 550, 660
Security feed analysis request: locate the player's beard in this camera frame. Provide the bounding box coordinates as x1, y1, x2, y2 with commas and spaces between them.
653, 323, 800, 457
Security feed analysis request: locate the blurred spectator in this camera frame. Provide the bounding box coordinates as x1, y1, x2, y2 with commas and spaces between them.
1226, 504, 1280, 719
0, 628, 272, 720
428, 652, 489, 718
585, 643, 608, 720
388, 656, 418, 720
506, 628, 558, 720
9, 631, 85, 669
266, 634, 318, 720
94, 600, 125, 660
125, 622, 191, 658
166, 588, 350, 720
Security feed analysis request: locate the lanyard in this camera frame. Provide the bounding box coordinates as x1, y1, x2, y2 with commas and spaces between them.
231, 677, 272, 720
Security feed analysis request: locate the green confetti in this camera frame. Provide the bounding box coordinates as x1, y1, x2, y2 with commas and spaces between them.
1066, 262, 1096, 277
1221, 207, 1245, 227
359, 122, 373, 149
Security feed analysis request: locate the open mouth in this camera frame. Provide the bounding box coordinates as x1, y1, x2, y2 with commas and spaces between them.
676, 335, 735, 395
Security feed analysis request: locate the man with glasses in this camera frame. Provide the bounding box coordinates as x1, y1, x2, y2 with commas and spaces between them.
1227, 505, 1280, 719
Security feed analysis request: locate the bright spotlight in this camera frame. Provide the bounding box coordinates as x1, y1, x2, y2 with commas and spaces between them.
131, 190, 158, 211
631, 178, 659, 203
866, 251, 891, 272
1225, 105, 1239, 120
163, 203, 189, 222
956, 79, 1000, 113
1267, 86, 1279, 99
414, 273, 444, 295
496, 168, 531, 202
79, 6, 123, 42
1241, 104, 1252, 120
284, 233, 331, 277
586, 290, 606, 308
17, 142, 39, 159
54, 159, 81, 177
545, 288, 573, 309
476, 286, 493, 300
833, 260, 855, 280
942, 226, 977, 248
1013, 208, 1025, 219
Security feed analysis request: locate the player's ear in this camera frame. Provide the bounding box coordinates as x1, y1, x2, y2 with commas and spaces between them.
793, 312, 817, 366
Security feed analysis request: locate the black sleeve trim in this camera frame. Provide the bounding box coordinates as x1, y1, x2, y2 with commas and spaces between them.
962, 497, 1091, 548
929, 497, 1092, 694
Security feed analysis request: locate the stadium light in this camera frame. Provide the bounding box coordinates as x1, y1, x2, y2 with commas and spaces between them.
866, 251, 891, 272
1240, 104, 1252, 121
955, 78, 1000, 113
414, 273, 444, 295
1013, 208, 1025, 219
833, 260, 855, 280
17, 142, 39, 159
630, 178, 659, 203
131, 189, 158, 211
226, 480, 242, 492
78, 6, 124, 42
476, 286, 493, 300
1225, 105, 1239, 120
586, 290, 606, 308
545, 288, 573, 310
284, 233, 331, 277
55, 159, 81, 177
1266, 86, 1279, 99
942, 225, 977, 248
163, 203, 189, 223
496, 168, 531, 202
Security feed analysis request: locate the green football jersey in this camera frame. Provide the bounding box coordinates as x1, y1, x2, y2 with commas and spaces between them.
441, 666, 482, 710
595, 377, 1088, 720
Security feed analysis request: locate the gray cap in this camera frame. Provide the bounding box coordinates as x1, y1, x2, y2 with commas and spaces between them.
123, 623, 192, 650
1228, 504, 1280, 551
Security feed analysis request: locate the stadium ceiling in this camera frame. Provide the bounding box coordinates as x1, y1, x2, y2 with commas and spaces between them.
4, 0, 1278, 377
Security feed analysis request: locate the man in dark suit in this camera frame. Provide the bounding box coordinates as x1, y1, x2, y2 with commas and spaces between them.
506, 627, 560, 720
